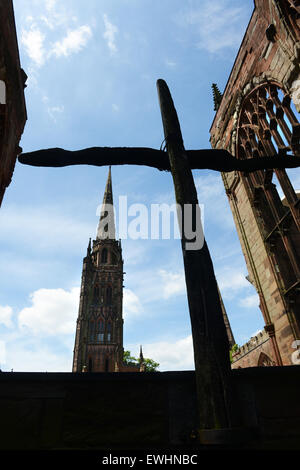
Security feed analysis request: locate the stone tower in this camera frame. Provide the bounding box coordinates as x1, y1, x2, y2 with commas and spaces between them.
72, 167, 140, 372
210, 0, 300, 368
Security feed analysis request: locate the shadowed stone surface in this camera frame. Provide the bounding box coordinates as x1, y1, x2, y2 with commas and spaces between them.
0, 367, 300, 450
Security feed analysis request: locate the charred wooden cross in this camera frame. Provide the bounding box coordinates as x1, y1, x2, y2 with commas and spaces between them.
18, 79, 300, 441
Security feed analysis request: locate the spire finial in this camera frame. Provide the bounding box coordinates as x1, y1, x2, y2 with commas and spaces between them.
139, 345, 144, 363
87, 237, 91, 256
139, 345, 145, 372
212, 83, 223, 111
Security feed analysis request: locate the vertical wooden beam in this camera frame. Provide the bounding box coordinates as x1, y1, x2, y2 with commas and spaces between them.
157, 79, 236, 433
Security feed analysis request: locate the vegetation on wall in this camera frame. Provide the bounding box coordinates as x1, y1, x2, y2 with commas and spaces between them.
229, 344, 240, 363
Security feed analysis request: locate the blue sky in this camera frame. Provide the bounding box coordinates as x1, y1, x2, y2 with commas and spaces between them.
1, 0, 296, 372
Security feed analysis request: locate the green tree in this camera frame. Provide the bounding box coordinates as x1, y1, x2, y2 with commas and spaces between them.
123, 350, 138, 366
142, 357, 160, 372
229, 344, 240, 363
123, 350, 159, 372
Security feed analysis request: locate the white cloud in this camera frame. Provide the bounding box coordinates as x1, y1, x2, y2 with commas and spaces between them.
103, 14, 118, 54
176, 0, 248, 54
18, 287, 80, 336
165, 59, 177, 68
42, 95, 65, 122
25, 15, 34, 23
21, 5, 92, 66
195, 173, 224, 200
159, 269, 186, 299
0, 306, 13, 328
45, 0, 57, 11
6, 343, 72, 372
122, 240, 148, 266
125, 265, 187, 305
40, 15, 56, 30
130, 335, 194, 371
47, 104, 65, 122
123, 288, 142, 319
216, 267, 249, 298
239, 293, 259, 309
0, 341, 6, 366
21, 27, 46, 67
0, 204, 93, 252
50, 25, 92, 57
194, 173, 235, 230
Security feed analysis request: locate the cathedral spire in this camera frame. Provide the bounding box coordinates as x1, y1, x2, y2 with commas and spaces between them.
103, 165, 113, 206
87, 237, 91, 257
96, 166, 116, 240
139, 345, 146, 372
139, 345, 144, 363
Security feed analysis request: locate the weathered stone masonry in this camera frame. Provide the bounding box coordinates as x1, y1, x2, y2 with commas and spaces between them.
72, 168, 142, 373
210, 0, 300, 368
0, 0, 27, 207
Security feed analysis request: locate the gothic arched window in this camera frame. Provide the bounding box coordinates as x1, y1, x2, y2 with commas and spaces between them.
93, 286, 100, 303
111, 252, 117, 264
96, 319, 105, 342
88, 357, 93, 372
88, 321, 95, 343
237, 82, 300, 298
0, 80, 6, 105
106, 286, 112, 305
101, 248, 108, 264
0, 80, 6, 148
237, 83, 299, 217
107, 322, 112, 342
258, 352, 274, 367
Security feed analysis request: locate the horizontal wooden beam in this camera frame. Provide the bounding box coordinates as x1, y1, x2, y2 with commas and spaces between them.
18, 147, 300, 173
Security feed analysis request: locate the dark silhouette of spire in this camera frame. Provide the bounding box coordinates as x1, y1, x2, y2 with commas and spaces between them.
139, 345, 144, 363
87, 237, 91, 256
212, 83, 223, 111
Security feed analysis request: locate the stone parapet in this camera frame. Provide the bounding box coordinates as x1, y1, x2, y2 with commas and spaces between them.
232, 329, 269, 362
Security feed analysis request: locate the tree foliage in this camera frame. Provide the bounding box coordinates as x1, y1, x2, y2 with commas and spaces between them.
123, 350, 159, 372
229, 344, 240, 363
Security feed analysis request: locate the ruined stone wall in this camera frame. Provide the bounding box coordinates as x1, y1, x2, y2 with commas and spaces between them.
1, 368, 300, 450
0, 0, 27, 206
210, 0, 300, 367
232, 329, 275, 368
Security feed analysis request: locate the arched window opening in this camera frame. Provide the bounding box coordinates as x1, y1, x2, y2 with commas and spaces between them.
96, 319, 105, 343
258, 352, 274, 367
237, 82, 300, 232
107, 322, 112, 342
0, 80, 6, 148
93, 285, 100, 303
106, 286, 112, 305
101, 248, 108, 263
88, 357, 93, 372
236, 81, 300, 336
105, 357, 109, 372
88, 321, 95, 343
111, 252, 117, 264
238, 83, 299, 161
0, 80, 6, 105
